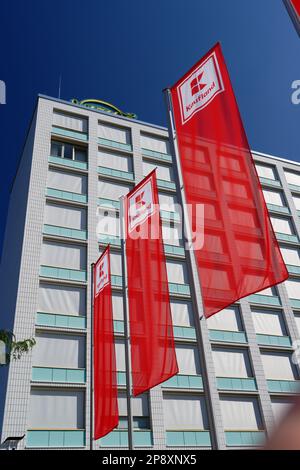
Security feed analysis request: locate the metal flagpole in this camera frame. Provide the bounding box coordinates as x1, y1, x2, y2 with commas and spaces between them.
119, 196, 134, 450
90, 262, 95, 450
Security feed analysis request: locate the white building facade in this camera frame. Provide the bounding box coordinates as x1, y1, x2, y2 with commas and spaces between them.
1, 95, 300, 450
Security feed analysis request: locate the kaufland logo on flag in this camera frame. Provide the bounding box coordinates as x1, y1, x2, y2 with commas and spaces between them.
128, 177, 155, 232
95, 253, 109, 296
177, 51, 224, 124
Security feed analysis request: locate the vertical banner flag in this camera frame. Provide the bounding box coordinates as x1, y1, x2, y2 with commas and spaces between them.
169, 43, 288, 318
93, 246, 119, 439
284, 0, 300, 36
124, 170, 178, 396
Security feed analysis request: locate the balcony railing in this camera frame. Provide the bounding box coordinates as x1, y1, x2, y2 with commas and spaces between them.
166, 430, 211, 447
225, 431, 265, 447
98, 166, 134, 181
267, 379, 300, 393
49, 155, 88, 171
275, 232, 299, 243
26, 430, 85, 448
98, 137, 132, 152
141, 148, 173, 163
266, 204, 290, 215
32, 367, 85, 384
46, 187, 87, 204
162, 374, 203, 390
40, 265, 87, 282
36, 312, 86, 329
247, 294, 281, 306
259, 177, 281, 188
256, 334, 292, 347
100, 430, 153, 447
43, 224, 87, 241
52, 126, 88, 142
216, 377, 257, 392
209, 329, 247, 344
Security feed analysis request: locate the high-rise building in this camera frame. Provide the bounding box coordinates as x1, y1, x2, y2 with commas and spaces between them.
1, 95, 300, 450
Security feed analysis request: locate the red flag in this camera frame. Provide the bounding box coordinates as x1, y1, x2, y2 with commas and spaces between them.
284, 0, 300, 35
169, 43, 288, 318
93, 246, 119, 439
124, 170, 178, 396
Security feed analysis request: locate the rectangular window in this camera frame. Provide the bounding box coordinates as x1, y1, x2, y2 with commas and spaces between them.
48, 169, 87, 195
44, 203, 87, 230
166, 260, 188, 284
53, 111, 88, 133
98, 122, 131, 145
175, 344, 201, 375
50, 141, 87, 162
32, 333, 85, 369
262, 189, 284, 206
252, 309, 286, 336
261, 352, 296, 380
98, 179, 132, 201
143, 161, 174, 182
207, 306, 242, 332
118, 392, 150, 429
159, 193, 178, 212
140, 133, 170, 155
115, 340, 125, 371
220, 396, 262, 430
284, 170, 300, 187
271, 398, 293, 425
28, 390, 84, 429
212, 348, 252, 378
163, 395, 209, 430
255, 164, 277, 180
294, 314, 300, 337
97, 209, 120, 237
170, 300, 194, 327
285, 279, 300, 299
41, 241, 86, 270
162, 223, 183, 247
292, 195, 300, 211
98, 149, 132, 172
280, 247, 300, 266
270, 216, 293, 235
112, 293, 124, 321
38, 283, 86, 316
99, 250, 121, 276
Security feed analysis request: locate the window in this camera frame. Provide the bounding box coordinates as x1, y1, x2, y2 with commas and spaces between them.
170, 300, 194, 327
163, 395, 209, 430
175, 344, 201, 375
162, 223, 183, 247
285, 279, 300, 300
294, 313, 300, 337
159, 193, 178, 212
48, 169, 87, 195
50, 141, 87, 163
98, 179, 132, 201
212, 348, 252, 378
292, 195, 300, 211
256, 286, 276, 296
98, 122, 131, 145
143, 161, 174, 182
28, 390, 84, 429
44, 203, 87, 230
53, 111, 88, 133
271, 398, 293, 425
112, 293, 124, 321
252, 309, 286, 336
255, 164, 277, 180
41, 241, 86, 271
207, 306, 243, 332
280, 247, 300, 266
98, 149, 132, 173
261, 352, 296, 380
262, 189, 284, 207
100, 250, 121, 276
140, 133, 170, 155
118, 392, 150, 430
115, 340, 125, 372
284, 170, 300, 187
270, 216, 293, 235
38, 283, 86, 316
166, 260, 188, 284
97, 209, 120, 237
220, 396, 263, 431
32, 333, 85, 369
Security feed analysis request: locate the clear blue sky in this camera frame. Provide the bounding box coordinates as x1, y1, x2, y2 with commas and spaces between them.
0, 0, 300, 251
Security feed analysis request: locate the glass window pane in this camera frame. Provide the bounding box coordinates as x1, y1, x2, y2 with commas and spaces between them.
75, 148, 87, 162
51, 141, 63, 157
64, 143, 73, 160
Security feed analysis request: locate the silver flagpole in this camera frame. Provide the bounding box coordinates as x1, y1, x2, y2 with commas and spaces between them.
119, 196, 134, 450
90, 262, 95, 450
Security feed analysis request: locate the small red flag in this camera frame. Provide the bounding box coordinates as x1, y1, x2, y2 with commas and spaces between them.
124, 170, 178, 396
93, 246, 119, 439
169, 43, 288, 318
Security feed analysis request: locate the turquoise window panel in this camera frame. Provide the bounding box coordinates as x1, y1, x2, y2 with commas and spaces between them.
46, 187, 87, 204
168, 283, 190, 296
266, 204, 290, 215
40, 266, 87, 282
98, 137, 132, 152
111, 275, 123, 287
259, 177, 281, 188
160, 210, 181, 223
209, 329, 247, 344
48, 155, 88, 171
166, 431, 211, 447
98, 197, 120, 210
289, 298, 300, 309
216, 377, 257, 392
157, 179, 176, 190
162, 374, 203, 389
52, 126, 88, 142
26, 430, 85, 448
256, 334, 292, 347
267, 379, 300, 393
288, 183, 300, 192
100, 430, 153, 447
32, 367, 85, 384
164, 244, 185, 256
248, 294, 281, 306
98, 166, 134, 181
141, 148, 173, 163
43, 224, 87, 241
117, 372, 126, 386
287, 265, 300, 275
98, 233, 121, 246
114, 320, 125, 334
297, 210, 300, 217
225, 431, 265, 447
36, 312, 86, 329
275, 232, 299, 243
173, 325, 196, 339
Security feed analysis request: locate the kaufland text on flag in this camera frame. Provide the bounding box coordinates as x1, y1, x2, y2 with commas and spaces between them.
124, 170, 178, 396
169, 43, 289, 318
93, 246, 119, 439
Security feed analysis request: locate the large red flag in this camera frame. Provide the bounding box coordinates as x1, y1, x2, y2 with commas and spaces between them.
93, 246, 119, 439
169, 43, 288, 318
284, 0, 300, 35
124, 170, 178, 396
